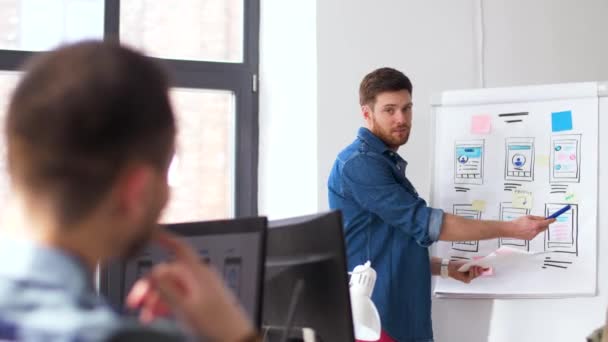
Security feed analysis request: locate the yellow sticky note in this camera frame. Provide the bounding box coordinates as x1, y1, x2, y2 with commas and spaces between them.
472, 200, 486, 212
564, 192, 577, 202
536, 155, 550, 167
512, 190, 533, 209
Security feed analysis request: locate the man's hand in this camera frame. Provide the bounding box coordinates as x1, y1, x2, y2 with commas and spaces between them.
447, 260, 485, 284
126, 232, 255, 341
505, 215, 555, 240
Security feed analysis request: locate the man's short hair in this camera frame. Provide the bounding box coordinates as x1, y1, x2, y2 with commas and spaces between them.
359, 67, 413, 108
5, 41, 175, 226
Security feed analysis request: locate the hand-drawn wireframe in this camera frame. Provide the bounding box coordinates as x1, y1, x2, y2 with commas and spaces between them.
498, 202, 530, 251
454, 140, 484, 185
451, 204, 481, 252
544, 203, 578, 255
505, 138, 535, 181
550, 134, 581, 183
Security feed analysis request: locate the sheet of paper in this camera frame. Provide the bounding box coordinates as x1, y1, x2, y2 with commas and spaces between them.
458, 246, 547, 272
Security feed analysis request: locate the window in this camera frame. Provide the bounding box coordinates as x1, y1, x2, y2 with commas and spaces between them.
0, 0, 259, 219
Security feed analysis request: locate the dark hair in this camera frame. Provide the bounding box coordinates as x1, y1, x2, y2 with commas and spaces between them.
359, 67, 413, 107
6, 41, 175, 225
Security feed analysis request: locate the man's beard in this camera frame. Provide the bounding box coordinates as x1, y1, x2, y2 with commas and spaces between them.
371, 119, 410, 148
122, 222, 157, 259
121, 203, 162, 259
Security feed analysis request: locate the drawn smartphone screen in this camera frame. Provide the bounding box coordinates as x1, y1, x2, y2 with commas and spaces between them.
455, 140, 484, 185
505, 138, 534, 181
550, 134, 581, 183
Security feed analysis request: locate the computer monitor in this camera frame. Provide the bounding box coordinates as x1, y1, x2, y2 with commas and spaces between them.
263, 211, 354, 341
100, 216, 267, 328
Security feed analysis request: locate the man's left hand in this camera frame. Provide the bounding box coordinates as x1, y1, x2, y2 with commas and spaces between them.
447, 260, 485, 284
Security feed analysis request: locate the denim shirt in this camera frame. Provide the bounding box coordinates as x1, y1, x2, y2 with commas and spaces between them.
328, 127, 444, 342
0, 237, 184, 341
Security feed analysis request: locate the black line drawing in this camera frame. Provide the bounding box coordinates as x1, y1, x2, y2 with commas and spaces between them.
454, 140, 484, 185
544, 260, 573, 264
543, 263, 568, 269
505, 119, 523, 123
505, 138, 535, 182
498, 112, 529, 117
451, 204, 481, 252
498, 202, 530, 251
544, 203, 579, 255
450, 256, 470, 260
550, 134, 581, 183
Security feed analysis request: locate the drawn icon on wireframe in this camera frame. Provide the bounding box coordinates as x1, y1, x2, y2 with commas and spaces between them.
454, 140, 484, 185
505, 137, 534, 181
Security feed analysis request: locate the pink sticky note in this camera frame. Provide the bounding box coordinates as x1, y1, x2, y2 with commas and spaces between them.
472, 256, 494, 276
471, 115, 492, 134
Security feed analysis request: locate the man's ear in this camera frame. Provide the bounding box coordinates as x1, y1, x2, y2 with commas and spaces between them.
362, 105, 372, 120
116, 165, 154, 221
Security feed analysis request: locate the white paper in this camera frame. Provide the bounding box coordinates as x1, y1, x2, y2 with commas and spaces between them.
457, 246, 547, 272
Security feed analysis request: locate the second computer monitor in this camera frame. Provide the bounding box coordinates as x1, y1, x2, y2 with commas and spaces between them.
263, 210, 354, 341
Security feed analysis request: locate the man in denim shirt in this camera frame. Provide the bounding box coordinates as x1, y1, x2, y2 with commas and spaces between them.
328, 68, 555, 342
0, 42, 260, 341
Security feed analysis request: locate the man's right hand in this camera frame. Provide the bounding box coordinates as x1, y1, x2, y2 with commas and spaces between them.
504, 215, 555, 240
125, 232, 256, 341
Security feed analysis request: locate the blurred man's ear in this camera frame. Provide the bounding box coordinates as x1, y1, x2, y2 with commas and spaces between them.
116, 165, 155, 222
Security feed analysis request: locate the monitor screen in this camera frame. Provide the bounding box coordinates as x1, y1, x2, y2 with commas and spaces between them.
100, 216, 267, 328
263, 210, 354, 341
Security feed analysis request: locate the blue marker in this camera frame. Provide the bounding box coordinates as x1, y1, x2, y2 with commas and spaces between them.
546, 204, 571, 219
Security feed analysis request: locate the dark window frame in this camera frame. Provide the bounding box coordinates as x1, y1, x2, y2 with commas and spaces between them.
0, 0, 260, 217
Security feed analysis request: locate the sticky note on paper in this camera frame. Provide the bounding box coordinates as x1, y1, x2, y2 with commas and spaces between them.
536, 154, 550, 167
512, 190, 533, 209
471, 200, 486, 212
471, 115, 492, 134
472, 256, 494, 276
551, 110, 573, 132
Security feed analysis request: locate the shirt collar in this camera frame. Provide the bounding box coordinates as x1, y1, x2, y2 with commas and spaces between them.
357, 127, 408, 164
0, 237, 94, 297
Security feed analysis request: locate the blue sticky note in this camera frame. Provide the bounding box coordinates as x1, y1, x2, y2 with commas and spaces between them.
551, 110, 573, 132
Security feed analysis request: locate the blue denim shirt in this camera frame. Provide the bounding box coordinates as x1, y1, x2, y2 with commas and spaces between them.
0, 237, 184, 341
328, 127, 444, 342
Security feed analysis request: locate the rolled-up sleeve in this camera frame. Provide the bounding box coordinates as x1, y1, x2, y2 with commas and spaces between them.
342, 153, 444, 247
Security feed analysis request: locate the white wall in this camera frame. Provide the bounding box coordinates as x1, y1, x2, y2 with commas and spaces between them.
258, 0, 317, 219
316, 0, 478, 210
314, 1, 608, 341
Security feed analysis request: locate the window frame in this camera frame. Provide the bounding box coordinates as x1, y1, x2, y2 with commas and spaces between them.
0, 0, 260, 217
